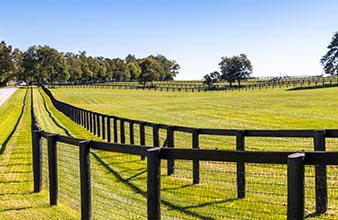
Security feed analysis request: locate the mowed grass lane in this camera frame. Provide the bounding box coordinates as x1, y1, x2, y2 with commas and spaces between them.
0, 88, 78, 220
46, 87, 338, 219
51, 87, 338, 129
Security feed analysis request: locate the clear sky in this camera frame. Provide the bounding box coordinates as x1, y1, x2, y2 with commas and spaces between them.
1, 0, 337, 79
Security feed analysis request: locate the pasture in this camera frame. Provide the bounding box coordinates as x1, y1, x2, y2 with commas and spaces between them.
44, 86, 338, 219
1, 86, 338, 219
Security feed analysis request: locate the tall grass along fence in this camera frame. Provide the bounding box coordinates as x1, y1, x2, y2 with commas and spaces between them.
53, 76, 338, 92
34, 86, 338, 219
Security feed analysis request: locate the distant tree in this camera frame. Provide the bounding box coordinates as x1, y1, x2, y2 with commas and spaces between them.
22, 46, 40, 85
219, 54, 252, 87
12, 48, 23, 82
79, 51, 93, 82
0, 41, 13, 85
125, 54, 137, 63
151, 54, 180, 80
96, 57, 108, 81
321, 31, 338, 75
37, 46, 69, 85
203, 71, 220, 89
138, 57, 162, 88
127, 61, 141, 80
65, 52, 82, 82
110, 58, 129, 81
87, 56, 100, 80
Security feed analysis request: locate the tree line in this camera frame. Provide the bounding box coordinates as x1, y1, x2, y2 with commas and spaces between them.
0, 41, 180, 86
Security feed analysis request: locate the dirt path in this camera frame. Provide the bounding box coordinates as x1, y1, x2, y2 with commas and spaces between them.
0, 87, 17, 107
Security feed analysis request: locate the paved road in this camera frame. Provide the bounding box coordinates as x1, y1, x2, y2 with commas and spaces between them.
0, 87, 17, 107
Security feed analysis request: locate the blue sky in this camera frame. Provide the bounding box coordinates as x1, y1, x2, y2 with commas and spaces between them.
1, 0, 337, 79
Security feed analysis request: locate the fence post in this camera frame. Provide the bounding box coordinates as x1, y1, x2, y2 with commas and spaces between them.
147, 147, 161, 220
167, 126, 175, 175
129, 121, 134, 144
153, 125, 160, 147
113, 117, 118, 143
97, 114, 101, 138
83, 110, 86, 127
314, 130, 327, 214
101, 115, 105, 140
32, 130, 42, 192
287, 152, 305, 220
79, 141, 91, 220
192, 129, 200, 184
47, 134, 58, 206
120, 119, 125, 144
236, 130, 245, 198
89, 112, 93, 133
107, 117, 111, 142
93, 113, 97, 135
140, 123, 146, 160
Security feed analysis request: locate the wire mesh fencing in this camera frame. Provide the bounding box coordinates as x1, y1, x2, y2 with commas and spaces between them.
57, 142, 81, 212
161, 161, 289, 219
91, 149, 147, 219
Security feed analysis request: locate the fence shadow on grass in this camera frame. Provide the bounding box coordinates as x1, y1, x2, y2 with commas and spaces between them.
91, 150, 237, 220
38, 89, 71, 136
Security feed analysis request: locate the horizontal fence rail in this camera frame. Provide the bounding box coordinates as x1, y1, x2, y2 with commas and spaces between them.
30, 86, 338, 219
53, 75, 338, 93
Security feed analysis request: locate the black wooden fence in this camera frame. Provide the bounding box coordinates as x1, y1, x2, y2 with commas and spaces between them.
32, 86, 338, 219
54, 76, 338, 92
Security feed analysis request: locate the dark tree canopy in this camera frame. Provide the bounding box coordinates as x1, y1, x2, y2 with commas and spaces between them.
203, 71, 220, 89
138, 57, 162, 87
0, 41, 13, 85
219, 54, 253, 87
0, 41, 180, 85
321, 31, 338, 75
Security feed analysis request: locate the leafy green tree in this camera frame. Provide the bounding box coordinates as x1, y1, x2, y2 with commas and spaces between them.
321, 31, 338, 75
110, 58, 129, 81
151, 54, 180, 80
0, 41, 13, 85
96, 57, 108, 80
65, 52, 82, 82
87, 56, 100, 80
203, 71, 220, 89
219, 54, 252, 87
138, 57, 162, 88
79, 51, 93, 81
125, 54, 137, 63
12, 48, 23, 82
22, 46, 40, 84
127, 61, 141, 80
37, 46, 69, 85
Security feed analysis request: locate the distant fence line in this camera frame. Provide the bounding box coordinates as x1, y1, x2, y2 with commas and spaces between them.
33, 85, 338, 219
53, 76, 338, 92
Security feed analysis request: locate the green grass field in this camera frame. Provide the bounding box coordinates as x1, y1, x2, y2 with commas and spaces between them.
0, 88, 79, 219
51, 86, 338, 129
1, 86, 338, 219
47, 86, 338, 219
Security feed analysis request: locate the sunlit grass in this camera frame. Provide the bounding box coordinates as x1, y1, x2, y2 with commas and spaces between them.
39, 87, 338, 219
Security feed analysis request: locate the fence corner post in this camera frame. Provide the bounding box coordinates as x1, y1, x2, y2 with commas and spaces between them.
147, 147, 161, 220
33, 130, 42, 193
236, 130, 245, 199
287, 152, 305, 220
313, 130, 327, 214
79, 141, 92, 220
47, 134, 58, 206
